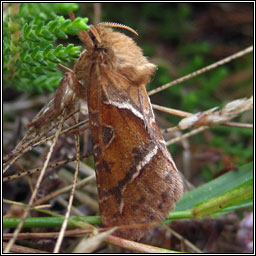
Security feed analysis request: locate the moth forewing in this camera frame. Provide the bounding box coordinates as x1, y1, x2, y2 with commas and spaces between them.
75, 24, 183, 240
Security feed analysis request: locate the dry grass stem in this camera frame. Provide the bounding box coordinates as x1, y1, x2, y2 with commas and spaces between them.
223, 122, 253, 128
152, 104, 192, 117
3, 242, 50, 254
148, 45, 253, 96
3, 229, 94, 240
4, 158, 76, 182
4, 110, 67, 253
158, 96, 252, 145
177, 96, 253, 130
33, 174, 95, 206
54, 115, 81, 253
163, 224, 202, 253
3, 109, 81, 166
166, 126, 208, 146
73, 228, 116, 253
105, 235, 177, 253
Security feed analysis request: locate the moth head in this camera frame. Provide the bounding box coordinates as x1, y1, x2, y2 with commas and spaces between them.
76, 21, 156, 85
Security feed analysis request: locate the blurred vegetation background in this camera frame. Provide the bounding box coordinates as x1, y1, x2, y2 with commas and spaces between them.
3, 3, 253, 253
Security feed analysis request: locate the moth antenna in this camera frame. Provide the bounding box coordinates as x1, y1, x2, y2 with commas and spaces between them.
97, 22, 138, 36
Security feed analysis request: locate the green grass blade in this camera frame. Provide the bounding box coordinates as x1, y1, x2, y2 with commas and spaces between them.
175, 162, 252, 211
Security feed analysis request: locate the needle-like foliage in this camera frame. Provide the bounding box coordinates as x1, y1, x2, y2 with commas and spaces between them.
3, 3, 89, 92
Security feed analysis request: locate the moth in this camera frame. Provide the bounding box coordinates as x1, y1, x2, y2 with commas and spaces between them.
74, 22, 183, 240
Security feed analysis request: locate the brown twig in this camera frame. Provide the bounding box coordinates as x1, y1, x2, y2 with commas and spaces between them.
152, 104, 192, 117
3, 242, 50, 254
105, 235, 181, 253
